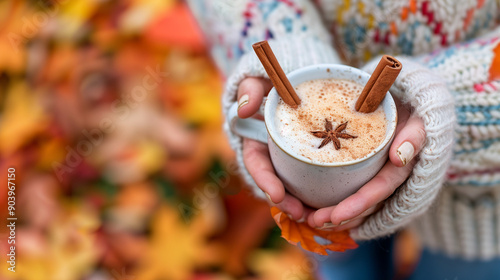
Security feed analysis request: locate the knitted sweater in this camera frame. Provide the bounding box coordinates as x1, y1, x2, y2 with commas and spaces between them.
187, 0, 500, 260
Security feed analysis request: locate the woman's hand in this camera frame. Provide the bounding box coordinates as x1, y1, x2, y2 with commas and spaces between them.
307, 98, 426, 232
236, 77, 427, 228
237, 77, 311, 220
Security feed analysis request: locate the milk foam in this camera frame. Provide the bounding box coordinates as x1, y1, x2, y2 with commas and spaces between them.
275, 79, 387, 163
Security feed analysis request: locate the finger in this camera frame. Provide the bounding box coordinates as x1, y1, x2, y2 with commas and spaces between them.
237, 77, 273, 119
300, 207, 315, 223
310, 205, 378, 229
275, 193, 313, 222
325, 216, 366, 232
333, 205, 390, 232
394, 96, 411, 128
308, 205, 335, 228
390, 115, 426, 167
329, 159, 416, 226
243, 138, 285, 203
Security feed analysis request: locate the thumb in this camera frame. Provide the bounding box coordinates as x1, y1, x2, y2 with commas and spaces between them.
389, 114, 426, 167
237, 77, 273, 119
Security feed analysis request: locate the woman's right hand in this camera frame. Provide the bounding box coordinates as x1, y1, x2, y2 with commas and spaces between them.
237, 77, 311, 221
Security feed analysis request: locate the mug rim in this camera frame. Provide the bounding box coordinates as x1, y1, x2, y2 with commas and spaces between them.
263, 64, 398, 167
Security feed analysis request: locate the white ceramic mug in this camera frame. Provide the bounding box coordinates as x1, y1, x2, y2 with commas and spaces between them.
228, 64, 397, 208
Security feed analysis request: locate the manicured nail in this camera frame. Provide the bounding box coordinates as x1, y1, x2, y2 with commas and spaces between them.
319, 222, 337, 229
296, 216, 305, 223
237, 94, 249, 111
396, 142, 415, 166
287, 213, 293, 220
325, 219, 352, 228
264, 192, 273, 202
338, 219, 351, 226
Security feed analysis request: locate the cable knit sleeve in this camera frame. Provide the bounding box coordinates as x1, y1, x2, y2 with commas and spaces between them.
353, 34, 500, 243
186, 0, 342, 198
351, 57, 456, 240
411, 35, 500, 260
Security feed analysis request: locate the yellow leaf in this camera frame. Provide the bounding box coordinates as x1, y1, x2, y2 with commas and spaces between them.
0, 204, 100, 280
248, 247, 315, 280
57, 0, 99, 39
119, 0, 176, 33
135, 140, 165, 173
164, 51, 223, 126
0, 82, 48, 156
134, 202, 223, 280
0, 2, 28, 73
48, 205, 100, 280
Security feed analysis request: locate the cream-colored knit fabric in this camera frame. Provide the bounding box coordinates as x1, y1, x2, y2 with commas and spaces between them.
351, 57, 456, 240
410, 36, 500, 260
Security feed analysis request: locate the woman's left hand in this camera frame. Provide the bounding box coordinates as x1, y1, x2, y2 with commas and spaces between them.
307, 98, 427, 232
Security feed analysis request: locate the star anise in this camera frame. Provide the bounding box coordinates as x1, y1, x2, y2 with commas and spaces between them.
311, 119, 357, 150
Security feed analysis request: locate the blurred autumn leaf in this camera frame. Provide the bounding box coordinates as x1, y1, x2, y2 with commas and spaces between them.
0, 82, 48, 156
133, 201, 224, 280
0, 1, 318, 279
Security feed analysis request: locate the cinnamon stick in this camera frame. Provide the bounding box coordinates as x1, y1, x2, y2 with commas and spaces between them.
355, 55, 402, 113
252, 41, 301, 108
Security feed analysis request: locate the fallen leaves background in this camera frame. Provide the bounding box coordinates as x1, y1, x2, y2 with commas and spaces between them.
0, 1, 422, 279
0, 0, 316, 279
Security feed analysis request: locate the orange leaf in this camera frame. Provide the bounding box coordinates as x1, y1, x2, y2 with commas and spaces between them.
490, 42, 500, 81
144, 3, 205, 52
271, 207, 358, 255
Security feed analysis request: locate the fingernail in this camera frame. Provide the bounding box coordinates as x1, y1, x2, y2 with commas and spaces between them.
319, 222, 337, 229
264, 192, 273, 203
338, 219, 351, 226
237, 94, 249, 111
396, 142, 415, 166
327, 219, 352, 227
287, 214, 305, 223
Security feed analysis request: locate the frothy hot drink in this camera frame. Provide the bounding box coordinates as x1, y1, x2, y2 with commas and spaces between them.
275, 78, 387, 163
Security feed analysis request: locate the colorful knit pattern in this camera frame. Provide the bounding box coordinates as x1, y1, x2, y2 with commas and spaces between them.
407, 35, 500, 259
237, 1, 305, 56
414, 36, 500, 188
319, 0, 498, 65
187, 0, 331, 75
